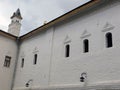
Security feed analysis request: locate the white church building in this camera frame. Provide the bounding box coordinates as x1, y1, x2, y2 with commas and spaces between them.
0, 0, 120, 90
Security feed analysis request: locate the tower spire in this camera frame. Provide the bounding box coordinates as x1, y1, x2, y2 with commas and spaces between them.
8, 8, 23, 36
11, 8, 22, 19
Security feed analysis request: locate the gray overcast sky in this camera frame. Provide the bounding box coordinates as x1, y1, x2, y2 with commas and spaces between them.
0, 0, 90, 35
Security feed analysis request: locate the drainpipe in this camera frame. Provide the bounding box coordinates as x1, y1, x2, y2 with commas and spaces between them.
10, 37, 20, 90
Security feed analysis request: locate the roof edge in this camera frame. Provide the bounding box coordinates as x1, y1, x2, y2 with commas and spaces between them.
20, 0, 103, 41
0, 30, 17, 40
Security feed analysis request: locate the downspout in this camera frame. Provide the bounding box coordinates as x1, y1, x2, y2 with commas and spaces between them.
11, 37, 20, 90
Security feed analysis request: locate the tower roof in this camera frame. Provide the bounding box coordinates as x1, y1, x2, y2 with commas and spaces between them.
11, 8, 23, 19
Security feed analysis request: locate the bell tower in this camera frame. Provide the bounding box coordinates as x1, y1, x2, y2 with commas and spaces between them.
8, 8, 22, 36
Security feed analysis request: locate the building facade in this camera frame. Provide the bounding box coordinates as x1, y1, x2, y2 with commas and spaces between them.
0, 0, 120, 90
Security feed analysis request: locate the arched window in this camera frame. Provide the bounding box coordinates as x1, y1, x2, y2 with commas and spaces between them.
83, 39, 89, 53
65, 44, 70, 57
106, 32, 113, 48
34, 54, 37, 64
16, 20, 19, 23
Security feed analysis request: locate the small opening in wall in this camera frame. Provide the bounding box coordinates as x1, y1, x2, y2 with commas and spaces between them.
34, 54, 37, 64
21, 58, 24, 68
83, 39, 89, 53
106, 32, 113, 48
65, 44, 70, 57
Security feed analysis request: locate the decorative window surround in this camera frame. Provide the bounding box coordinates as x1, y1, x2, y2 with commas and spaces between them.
80, 30, 90, 53
80, 29, 91, 38
64, 35, 71, 58
64, 35, 71, 44
33, 47, 39, 54
102, 22, 115, 32
21, 52, 25, 58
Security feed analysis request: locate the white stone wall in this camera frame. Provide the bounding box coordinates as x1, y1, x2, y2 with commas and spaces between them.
50, 0, 120, 87
0, 35, 17, 90
50, 0, 120, 86
14, 28, 54, 89
14, 1, 120, 90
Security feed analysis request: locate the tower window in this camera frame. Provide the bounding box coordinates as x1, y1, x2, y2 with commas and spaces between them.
21, 58, 24, 68
83, 39, 89, 53
4, 56, 11, 67
34, 54, 37, 64
16, 20, 19, 23
65, 44, 70, 57
106, 32, 113, 48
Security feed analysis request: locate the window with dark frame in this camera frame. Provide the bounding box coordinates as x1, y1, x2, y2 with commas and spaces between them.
21, 58, 24, 68
106, 32, 113, 48
4, 56, 11, 67
83, 39, 89, 53
65, 44, 70, 57
34, 54, 37, 64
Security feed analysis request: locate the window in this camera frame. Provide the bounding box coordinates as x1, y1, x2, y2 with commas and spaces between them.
65, 44, 70, 57
106, 32, 113, 48
21, 58, 24, 68
83, 39, 89, 53
34, 54, 37, 64
4, 56, 11, 67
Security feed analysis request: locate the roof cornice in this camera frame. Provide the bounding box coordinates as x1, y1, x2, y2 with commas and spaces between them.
1, 0, 105, 42
20, 0, 103, 41
0, 30, 17, 40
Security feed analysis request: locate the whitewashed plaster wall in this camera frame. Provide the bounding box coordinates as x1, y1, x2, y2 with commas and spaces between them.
14, 0, 120, 90
50, 0, 120, 87
14, 28, 54, 89
0, 35, 17, 90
